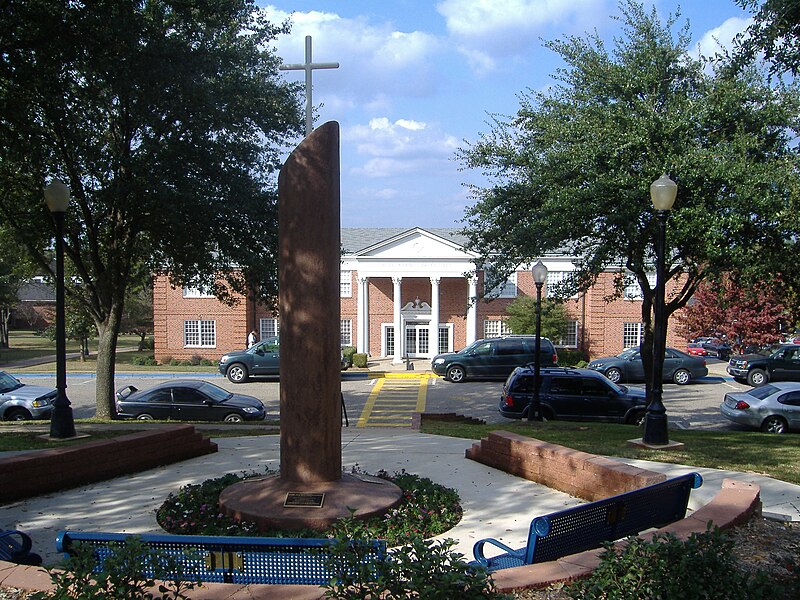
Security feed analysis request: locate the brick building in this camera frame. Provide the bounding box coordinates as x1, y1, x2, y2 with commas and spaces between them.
153, 227, 684, 363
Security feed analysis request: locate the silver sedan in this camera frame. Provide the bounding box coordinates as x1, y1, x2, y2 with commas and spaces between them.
720, 382, 800, 433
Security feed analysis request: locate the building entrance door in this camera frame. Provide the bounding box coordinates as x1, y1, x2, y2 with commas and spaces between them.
405, 323, 429, 358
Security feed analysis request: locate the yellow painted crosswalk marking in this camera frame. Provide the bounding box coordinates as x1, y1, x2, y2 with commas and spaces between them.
357, 375, 430, 427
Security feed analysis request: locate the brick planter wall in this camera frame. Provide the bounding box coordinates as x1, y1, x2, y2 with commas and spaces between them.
0, 425, 217, 503
465, 431, 666, 501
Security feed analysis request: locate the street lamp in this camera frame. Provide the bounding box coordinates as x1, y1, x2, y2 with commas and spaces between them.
45, 179, 76, 439
643, 174, 677, 445
528, 260, 548, 422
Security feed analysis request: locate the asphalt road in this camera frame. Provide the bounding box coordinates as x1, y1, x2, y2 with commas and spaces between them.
13, 358, 749, 430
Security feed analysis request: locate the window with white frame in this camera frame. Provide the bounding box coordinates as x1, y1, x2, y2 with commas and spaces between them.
486, 271, 518, 298
484, 319, 513, 338
545, 271, 578, 298
341, 319, 352, 346
623, 322, 644, 348
260, 317, 279, 340
340, 271, 352, 297
182, 287, 214, 298
184, 320, 216, 347
624, 272, 657, 299
555, 320, 579, 348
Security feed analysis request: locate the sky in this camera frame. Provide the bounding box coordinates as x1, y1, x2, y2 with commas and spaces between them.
258, 1, 754, 229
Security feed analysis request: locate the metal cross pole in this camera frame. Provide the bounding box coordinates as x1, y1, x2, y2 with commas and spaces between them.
280, 35, 339, 136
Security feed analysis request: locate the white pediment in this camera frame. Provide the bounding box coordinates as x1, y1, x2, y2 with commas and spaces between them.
356, 228, 473, 260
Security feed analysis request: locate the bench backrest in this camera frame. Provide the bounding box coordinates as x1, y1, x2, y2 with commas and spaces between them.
56, 531, 386, 586
526, 472, 702, 564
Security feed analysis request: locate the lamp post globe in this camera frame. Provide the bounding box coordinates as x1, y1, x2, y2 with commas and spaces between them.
45, 179, 76, 439
643, 174, 676, 446
528, 260, 548, 422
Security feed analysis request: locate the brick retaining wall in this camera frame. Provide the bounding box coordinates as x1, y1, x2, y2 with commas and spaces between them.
466, 430, 665, 501
0, 424, 217, 503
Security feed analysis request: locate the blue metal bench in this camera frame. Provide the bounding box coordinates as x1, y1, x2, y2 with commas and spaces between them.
472, 472, 703, 571
56, 531, 386, 585
0, 529, 42, 566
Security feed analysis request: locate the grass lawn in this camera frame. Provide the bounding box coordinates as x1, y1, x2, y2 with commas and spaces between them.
0, 329, 142, 367
421, 419, 800, 486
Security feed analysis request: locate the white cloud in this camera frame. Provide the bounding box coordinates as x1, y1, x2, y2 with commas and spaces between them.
692, 17, 752, 60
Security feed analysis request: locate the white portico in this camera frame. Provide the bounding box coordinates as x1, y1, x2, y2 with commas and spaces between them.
341, 228, 479, 363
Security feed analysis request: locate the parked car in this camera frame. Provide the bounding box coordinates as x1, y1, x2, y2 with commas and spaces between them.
720, 382, 800, 433
699, 338, 731, 361
0, 370, 57, 421
587, 347, 708, 385
431, 335, 558, 383
727, 344, 800, 387
115, 380, 265, 422
498, 366, 647, 423
687, 342, 708, 356
218, 337, 350, 383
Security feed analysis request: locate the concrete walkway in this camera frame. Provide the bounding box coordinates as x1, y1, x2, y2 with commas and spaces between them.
2, 429, 799, 569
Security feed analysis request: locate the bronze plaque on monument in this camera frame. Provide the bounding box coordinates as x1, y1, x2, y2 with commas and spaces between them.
284, 492, 325, 508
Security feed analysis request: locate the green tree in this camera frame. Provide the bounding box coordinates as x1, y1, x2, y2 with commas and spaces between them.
504, 296, 570, 342
0, 0, 302, 417
0, 227, 38, 348
735, 0, 800, 75
458, 0, 800, 387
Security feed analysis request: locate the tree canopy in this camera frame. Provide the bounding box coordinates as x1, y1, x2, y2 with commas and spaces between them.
0, 0, 303, 417
736, 0, 800, 75
503, 296, 570, 343
458, 0, 800, 372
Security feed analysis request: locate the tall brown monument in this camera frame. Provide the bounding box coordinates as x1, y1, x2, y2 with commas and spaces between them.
218, 122, 401, 530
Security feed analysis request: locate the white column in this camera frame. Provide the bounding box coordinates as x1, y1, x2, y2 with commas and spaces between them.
356, 276, 369, 354
466, 275, 478, 345
392, 276, 403, 363
429, 277, 440, 358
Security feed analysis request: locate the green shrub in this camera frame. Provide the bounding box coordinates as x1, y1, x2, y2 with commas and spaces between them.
159, 356, 172, 366
352, 353, 368, 368
567, 526, 775, 600
30, 536, 198, 599
557, 348, 589, 366
322, 532, 507, 599
342, 346, 357, 362
199, 358, 214, 366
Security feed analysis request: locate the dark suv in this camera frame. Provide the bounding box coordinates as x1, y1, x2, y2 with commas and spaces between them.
727, 344, 800, 386
431, 336, 558, 383
498, 366, 647, 423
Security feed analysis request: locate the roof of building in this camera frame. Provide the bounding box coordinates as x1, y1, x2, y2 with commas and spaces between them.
17, 280, 55, 302
341, 228, 468, 253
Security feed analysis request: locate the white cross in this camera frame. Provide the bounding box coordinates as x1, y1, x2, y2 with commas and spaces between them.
280, 35, 339, 136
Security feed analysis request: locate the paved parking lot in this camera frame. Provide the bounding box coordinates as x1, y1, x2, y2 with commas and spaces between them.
13, 358, 746, 430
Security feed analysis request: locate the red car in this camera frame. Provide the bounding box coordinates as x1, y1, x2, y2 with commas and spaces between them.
687, 343, 708, 356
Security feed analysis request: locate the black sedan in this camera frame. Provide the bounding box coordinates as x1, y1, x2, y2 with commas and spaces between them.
115, 380, 266, 422
587, 347, 708, 385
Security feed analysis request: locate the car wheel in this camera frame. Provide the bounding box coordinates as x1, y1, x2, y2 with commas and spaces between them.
761, 415, 787, 434
747, 369, 768, 387
605, 368, 623, 383
4, 407, 32, 421
224, 413, 244, 423
226, 363, 249, 383
446, 365, 466, 383
136, 413, 155, 421
673, 369, 691, 385
627, 410, 646, 426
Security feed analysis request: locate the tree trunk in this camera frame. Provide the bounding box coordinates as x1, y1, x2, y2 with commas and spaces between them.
0, 307, 9, 349
95, 302, 124, 419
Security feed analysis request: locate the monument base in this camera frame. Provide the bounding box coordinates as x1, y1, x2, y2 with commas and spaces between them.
218, 473, 403, 531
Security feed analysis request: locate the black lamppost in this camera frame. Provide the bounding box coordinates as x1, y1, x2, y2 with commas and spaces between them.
528, 260, 548, 422
45, 179, 76, 439
643, 174, 677, 445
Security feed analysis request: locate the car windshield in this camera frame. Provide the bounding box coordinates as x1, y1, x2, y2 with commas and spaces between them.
617, 348, 640, 360
0, 371, 22, 393
749, 384, 780, 400
197, 382, 233, 402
